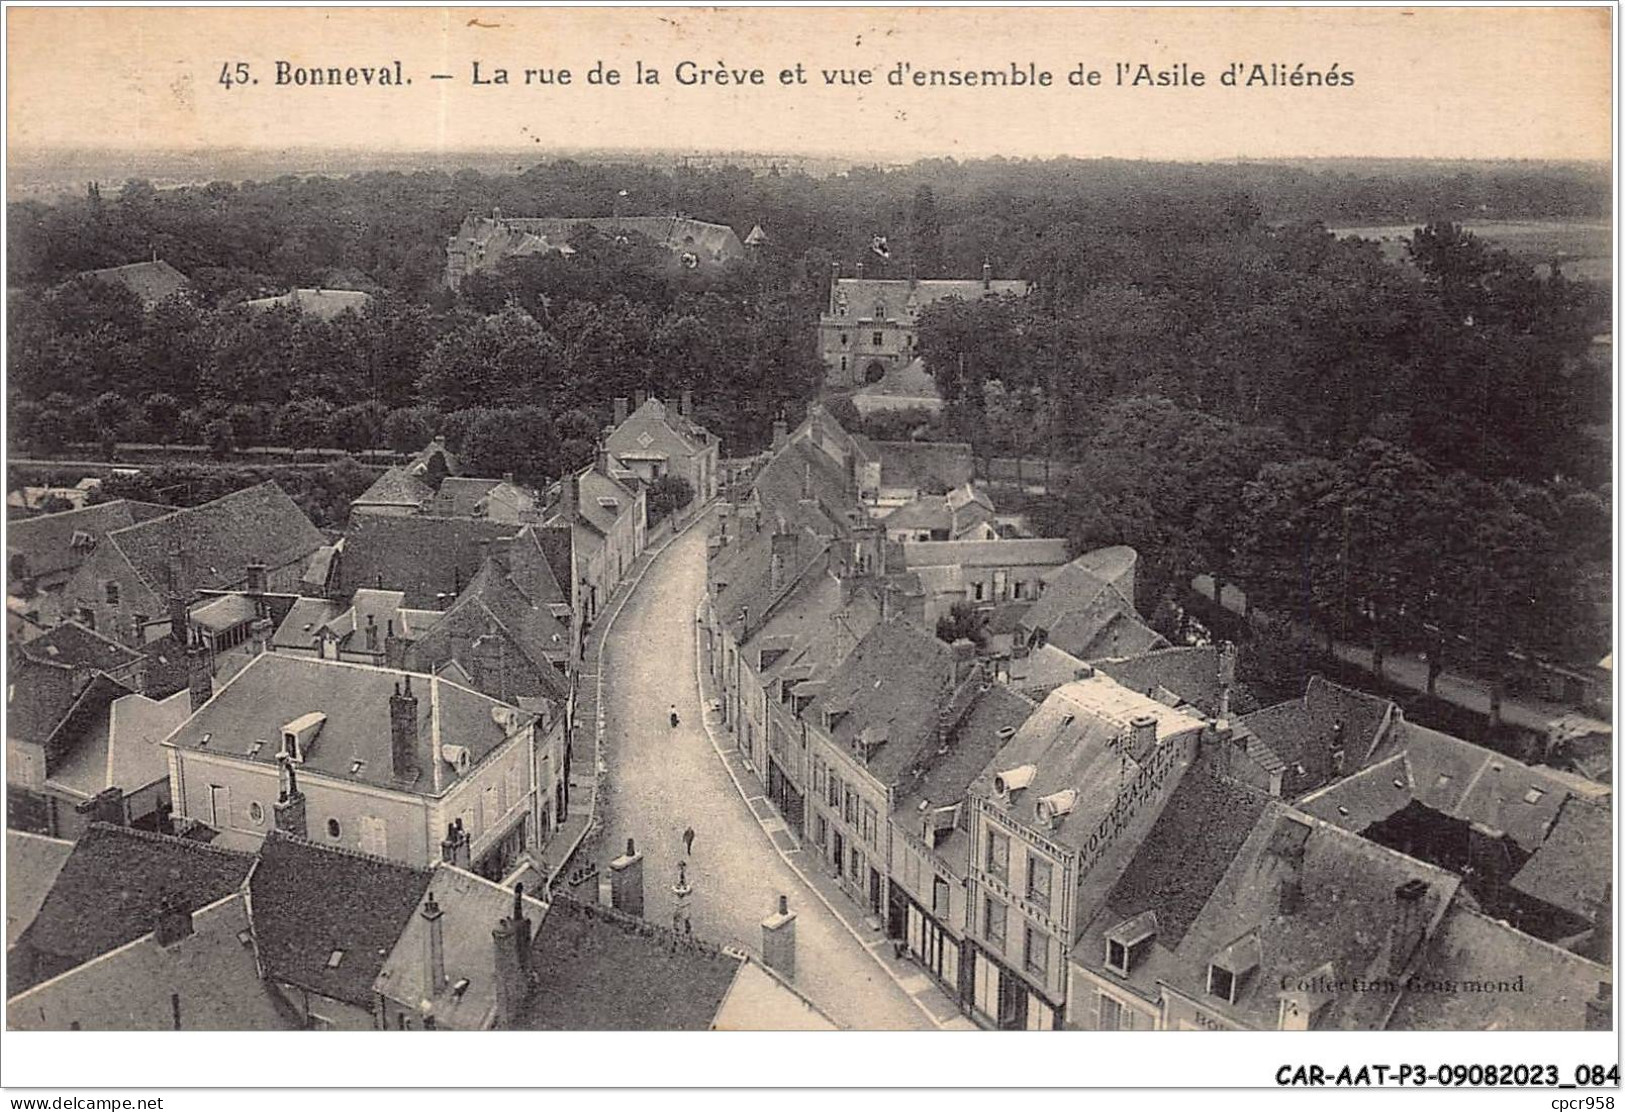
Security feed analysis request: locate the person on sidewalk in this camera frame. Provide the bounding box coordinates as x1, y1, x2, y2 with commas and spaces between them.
670, 703, 680, 728
683, 826, 695, 856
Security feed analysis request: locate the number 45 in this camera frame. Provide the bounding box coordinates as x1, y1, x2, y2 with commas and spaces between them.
219, 62, 251, 88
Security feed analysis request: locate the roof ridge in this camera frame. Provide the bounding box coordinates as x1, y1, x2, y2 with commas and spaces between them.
260, 828, 434, 876
83, 820, 257, 861
548, 892, 731, 960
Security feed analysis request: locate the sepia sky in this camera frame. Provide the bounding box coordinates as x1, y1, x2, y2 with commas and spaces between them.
5, 6, 1613, 162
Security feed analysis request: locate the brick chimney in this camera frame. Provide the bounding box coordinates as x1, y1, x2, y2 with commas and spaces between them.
422, 890, 446, 997
762, 894, 797, 981
1127, 714, 1158, 763
273, 754, 308, 838
492, 883, 534, 1029
634, 389, 647, 411
680, 388, 693, 418
154, 889, 194, 948
1585, 981, 1612, 1031
1387, 879, 1430, 975
384, 620, 407, 670
597, 430, 616, 476
613, 396, 630, 426
186, 633, 213, 712
390, 677, 420, 781
557, 471, 579, 523
609, 838, 645, 918
439, 818, 471, 868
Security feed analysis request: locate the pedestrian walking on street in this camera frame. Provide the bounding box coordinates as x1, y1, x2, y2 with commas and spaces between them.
670, 703, 680, 728
683, 826, 695, 856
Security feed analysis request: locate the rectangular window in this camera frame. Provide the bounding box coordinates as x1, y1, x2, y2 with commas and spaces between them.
815, 814, 828, 849
844, 786, 858, 826
1098, 993, 1123, 1031
986, 829, 1010, 883
1024, 924, 1049, 978
972, 581, 986, 602
1026, 855, 1053, 913
850, 846, 863, 880
933, 875, 951, 916
984, 897, 1007, 950
872, 331, 884, 346
862, 802, 878, 847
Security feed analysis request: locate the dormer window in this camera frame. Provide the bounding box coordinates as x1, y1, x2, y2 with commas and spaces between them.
874, 302, 886, 321
1523, 786, 1546, 805
1105, 911, 1158, 976
1207, 931, 1261, 1005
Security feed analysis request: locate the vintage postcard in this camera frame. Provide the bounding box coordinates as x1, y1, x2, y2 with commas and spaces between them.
2, 2, 1615, 1098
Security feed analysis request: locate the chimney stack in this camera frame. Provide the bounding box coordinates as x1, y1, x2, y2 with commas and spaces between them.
1387, 879, 1430, 975
771, 417, 789, 451
273, 755, 308, 838
76, 786, 127, 828
609, 838, 645, 918
982, 260, 992, 289
761, 894, 797, 981
1127, 714, 1158, 762
1585, 981, 1612, 1031
598, 430, 616, 476
1218, 641, 1237, 719
438, 818, 471, 868
423, 891, 446, 997
246, 560, 268, 596
680, 388, 693, 418
154, 888, 194, 947
365, 613, 379, 653
634, 389, 647, 411
492, 883, 534, 1029
613, 397, 630, 426
390, 677, 420, 781
951, 638, 978, 685
186, 633, 213, 712
384, 619, 407, 670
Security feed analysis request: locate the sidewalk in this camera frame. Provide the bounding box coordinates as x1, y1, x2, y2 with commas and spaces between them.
692, 601, 980, 1032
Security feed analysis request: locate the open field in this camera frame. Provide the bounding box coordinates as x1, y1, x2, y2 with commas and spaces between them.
1331, 219, 1612, 284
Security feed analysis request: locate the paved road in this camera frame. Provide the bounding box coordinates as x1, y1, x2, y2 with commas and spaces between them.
595, 522, 932, 1030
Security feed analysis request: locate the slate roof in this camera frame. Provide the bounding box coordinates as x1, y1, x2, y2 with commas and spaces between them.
543, 466, 641, 538
1162, 805, 1461, 1030
711, 959, 841, 1030
8, 655, 89, 747
271, 596, 346, 650
339, 513, 518, 608
374, 863, 550, 1030
166, 654, 536, 799
6, 892, 294, 1031
106, 690, 191, 795
80, 260, 191, 308
519, 895, 741, 1031
136, 633, 189, 698
1509, 797, 1613, 919
1239, 676, 1397, 800
352, 467, 435, 511
711, 524, 830, 644
9, 824, 255, 996
495, 215, 745, 262
1094, 646, 1225, 718
751, 438, 863, 538
1021, 558, 1165, 661
249, 831, 432, 1008
1388, 905, 1611, 1030
901, 537, 1069, 571
241, 288, 372, 320
896, 684, 1038, 815
7, 499, 171, 582
967, 674, 1207, 855
109, 481, 325, 597
607, 397, 716, 459
20, 621, 145, 674
40, 672, 137, 796
803, 618, 954, 788
410, 559, 572, 703
433, 477, 540, 521
827, 277, 1029, 327
5, 830, 73, 939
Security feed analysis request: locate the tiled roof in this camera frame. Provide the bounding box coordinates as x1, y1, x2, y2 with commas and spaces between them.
7, 500, 171, 582
1064, 545, 1139, 591
8, 655, 89, 747
249, 831, 432, 1008
1509, 797, 1612, 918
135, 633, 189, 698
804, 618, 954, 787
374, 863, 550, 1030
271, 596, 346, 649
110, 481, 325, 598
751, 438, 863, 538
168, 654, 535, 798
352, 467, 434, 510
189, 593, 258, 633
80, 260, 191, 307
1388, 905, 1611, 1030
968, 674, 1207, 855
896, 685, 1037, 815
901, 537, 1069, 571
519, 895, 741, 1031
40, 672, 136, 797
1021, 558, 1164, 662
241, 288, 371, 320
21, 621, 146, 673
711, 525, 829, 644
1239, 676, 1396, 799
9, 824, 255, 995
827, 277, 1029, 327
410, 560, 572, 704
1094, 646, 1225, 718
339, 513, 517, 608
607, 397, 712, 458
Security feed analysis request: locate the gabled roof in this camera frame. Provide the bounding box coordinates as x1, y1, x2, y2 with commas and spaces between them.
249, 831, 432, 1008
108, 481, 325, 598
607, 396, 715, 459
1094, 646, 1226, 718
1021, 556, 1165, 662
374, 863, 549, 1030
751, 438, 863, 538
1508, 797, 1612, 919
271, 596, 347, 650
166, 654, 536, 799
901, 537, 1069, 571
352, 467, 435, 510
80, 260, 191, 308
40, 672, 137, 797
410, 559, 572, 704
1239, 676, 1396, 799
433, 477, 540, 522
7, 499, 172, 582
339, 513, 517, 609
711, 525, 829, 644
107, 690, 191, 794
803, 618, 953, 787
6, 830, 73, 938
7, 654, 91, 747
20, 621, 146, 674
827, 277, 1029, 326
519, 895, 741, 1030
9, 824, 255, 996
896, 685, 1038, 816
